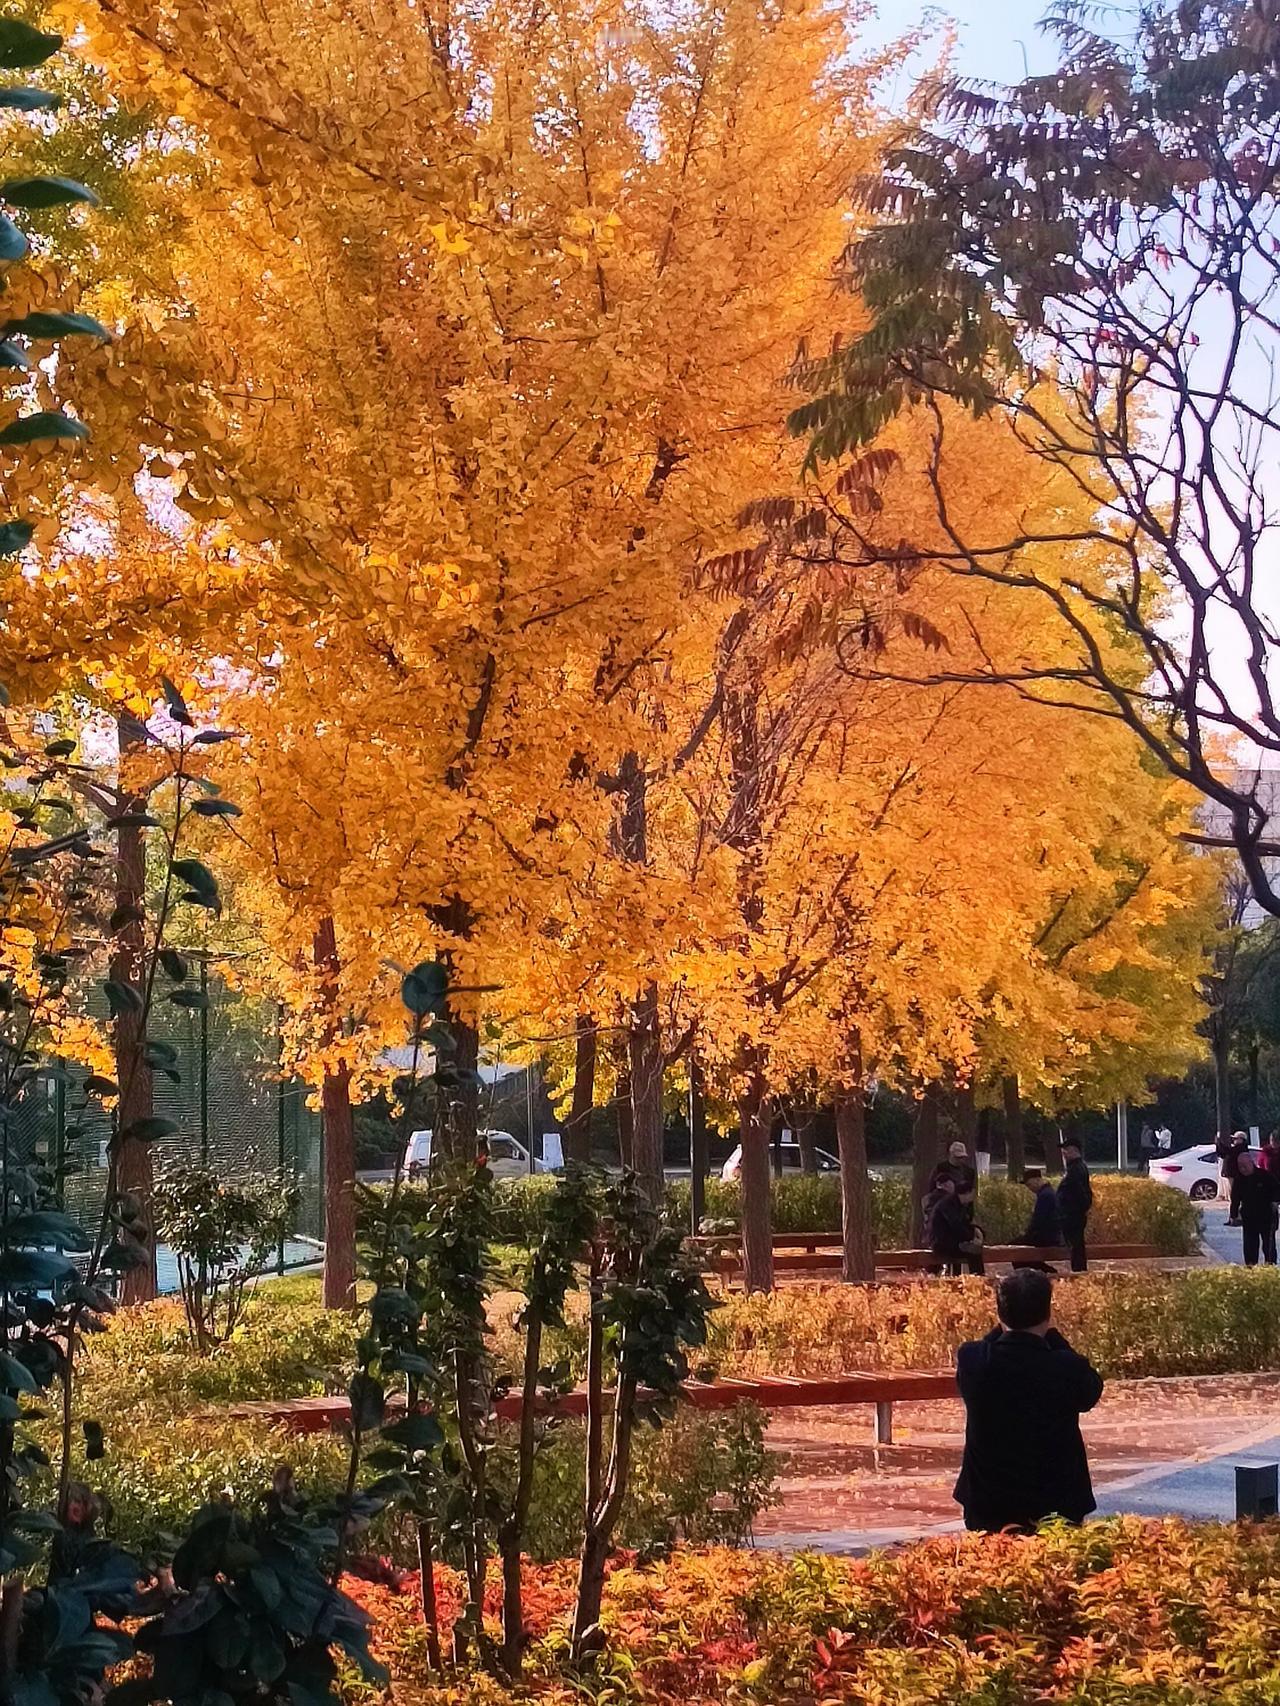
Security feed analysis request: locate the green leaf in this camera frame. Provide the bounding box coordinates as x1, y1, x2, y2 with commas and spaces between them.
0, 340, 29, 370
193, 729, 236, 744
168, 988, 208, 1010
402, 961, 448, 1017
0, 1352, 37, 1393
382, 1411, 444, 1452
159, 949, 188, 982
0, 520, 31, 555
108, 903, 145, 932
0, 411, 88, 445
348, 1373, 385, 1431
1, 176, 98, 209
171, 857, 217, 897
0, 85, 58, 110
83, 1419, 104, 1460
84, 1073, 118, 1096
122, 1116, 179, 1142
5, 311, 109, 341
190, 798, 241, 817
159, 675, 191, 726
103, 978, 142, 1019
0, 20, 62, 68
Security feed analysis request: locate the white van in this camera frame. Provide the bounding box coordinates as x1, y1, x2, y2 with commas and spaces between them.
405, 1129, 546, 1179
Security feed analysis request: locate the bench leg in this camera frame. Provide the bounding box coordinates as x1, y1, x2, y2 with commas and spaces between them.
874, 1400, 894, 1446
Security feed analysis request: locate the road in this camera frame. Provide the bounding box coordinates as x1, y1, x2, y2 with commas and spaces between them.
1199, 1200, 1252, 1265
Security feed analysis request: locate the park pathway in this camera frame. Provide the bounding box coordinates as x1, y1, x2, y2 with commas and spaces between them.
753, 1372, 1280, 1553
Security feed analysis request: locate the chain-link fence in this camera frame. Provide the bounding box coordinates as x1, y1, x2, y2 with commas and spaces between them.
11, 968, 324, 1273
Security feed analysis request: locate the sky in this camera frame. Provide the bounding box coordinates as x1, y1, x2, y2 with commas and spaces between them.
862, 0, 1061, 100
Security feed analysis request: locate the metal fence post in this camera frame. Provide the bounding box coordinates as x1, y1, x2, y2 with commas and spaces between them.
277, 1003, 287, 1274
199, 958, 210, 1165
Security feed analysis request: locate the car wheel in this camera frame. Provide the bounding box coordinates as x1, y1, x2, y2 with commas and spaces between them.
1189, 1179, 1217, 1201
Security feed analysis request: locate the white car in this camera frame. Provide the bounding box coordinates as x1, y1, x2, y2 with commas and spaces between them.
721, 1140, 882, 1181
1148, 1143, 1260, 1200
405, 1129, 547, 1180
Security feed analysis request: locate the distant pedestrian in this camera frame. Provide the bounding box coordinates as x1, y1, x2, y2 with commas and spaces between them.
1156, 1124, 1172, 1152
954, 1270, 1104, 1533
928, 1139, 977, 1197
1261, 1132, 1280, 1176
1015, 1170, 1061, 1270
931, 1181, 985, 1276
1224, 1130, 1251, 1225
1138, 1124, 1157, 1172
1056, 1139, 1093, 1273
1235, 1152, 1278, 1266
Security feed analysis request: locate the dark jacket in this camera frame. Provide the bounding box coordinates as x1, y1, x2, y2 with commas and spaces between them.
1222, 1137, 1250, 1179
1023, 1182, 1062, 1248
954, 1327, 1104, 1531
927, 1157, 978, 1197
1236, 1167, 1278, 1232
1056, 1158, 1093, 1232
930, 1191, 978, 1260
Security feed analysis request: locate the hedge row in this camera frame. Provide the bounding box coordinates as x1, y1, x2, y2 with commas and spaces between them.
487, 1171, 1201, 1255
708, 1266, 1280, 1381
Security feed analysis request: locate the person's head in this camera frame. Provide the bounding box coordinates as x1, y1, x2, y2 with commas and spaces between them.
997, 1269, 1053, 1334
958, 1184, 977, 1205
1023, 1168, 1045, 1191
937, 1173, 957, 1195
1270, 1132, 1280, 1150
1233, 1130, 1249, 1147
1239, 1151, 1256, 1176
1062, 1138, 1083, 1162
948, 1140, 968, 1163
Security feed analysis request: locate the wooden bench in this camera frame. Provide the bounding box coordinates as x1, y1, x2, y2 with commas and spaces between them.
226, 1367, 955, 1448
707, 1242, 1161, 1275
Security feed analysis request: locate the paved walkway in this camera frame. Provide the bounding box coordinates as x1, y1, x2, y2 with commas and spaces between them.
754, 1373, 1280, 1553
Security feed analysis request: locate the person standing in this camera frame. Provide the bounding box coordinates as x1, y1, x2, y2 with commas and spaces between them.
1138, 1124, 1157, 1173
1015, 1170, 1061, 1268
931, 1181, 986, 1276
1155, 1123, 1172, 1153
1056, 1139, 1093, 1273
953, 1270, 1105, 1533
1224, 1130, 1251, 1225
1261, 1131, 1280, 1176
1235, 1152, 1279, 1266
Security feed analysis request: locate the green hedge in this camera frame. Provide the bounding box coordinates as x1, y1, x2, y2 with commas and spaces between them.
707, 1266, 1280, 1381
662, 1172, 1200, 1255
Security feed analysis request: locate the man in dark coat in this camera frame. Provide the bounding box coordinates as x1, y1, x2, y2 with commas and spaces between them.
927, 1139, 977, 1197
1015, 1170, 1061, 1269
1056, 1139, 1093, 1273
1235, 1151, 1279, 1266
954, 1270, 1104, 1533
930, 1181, 985, 1276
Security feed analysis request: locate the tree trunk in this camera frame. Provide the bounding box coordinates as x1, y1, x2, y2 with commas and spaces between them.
427, 894, 482, 1162
954, 1084, 978, 1156
616, 1061, 633, 1169
796, 1114, 819, 1176
114, 715, 155, 1306
1212, 1031, 1232, 1137
628, 983, 664, 1206
314, 915, 356, 1309
688, 1053, 708, 1233
1249, 1040, 1260, 1132
1002, 1074, 1025, 1180
909, 1086, 941, 1244
977, 1104, 992, 1158
563, 1015, 596, 1165
835, 1077, 874, 1283
737, 1059, 773, 1292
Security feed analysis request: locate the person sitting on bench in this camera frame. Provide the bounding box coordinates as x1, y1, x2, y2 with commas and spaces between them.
1014, 1170, 1061, 1270
930, 1180, 985, 1276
